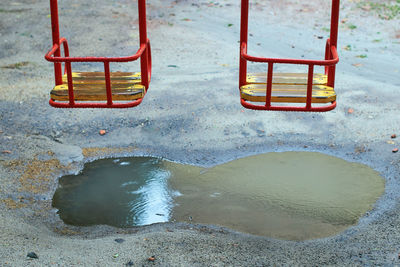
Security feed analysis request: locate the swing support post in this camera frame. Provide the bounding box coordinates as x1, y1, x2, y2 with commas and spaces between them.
139, 0, 150, 90
327, 0, 340, 88
239, 0, 249, 89
49, 0, 62, 86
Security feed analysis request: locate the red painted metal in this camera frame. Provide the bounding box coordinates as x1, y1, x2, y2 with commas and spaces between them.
265, 63, 273, 108
49, 0, 62, 86
45, 0, 151, 108
239, 0, 340, 112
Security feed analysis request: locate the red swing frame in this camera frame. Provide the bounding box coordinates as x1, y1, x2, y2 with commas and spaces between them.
239, 0, 340, 112
45, 0, 151, 108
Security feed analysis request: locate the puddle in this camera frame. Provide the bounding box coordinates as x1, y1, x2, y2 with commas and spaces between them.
52, 152, 385, 240
53, 157, 175, 226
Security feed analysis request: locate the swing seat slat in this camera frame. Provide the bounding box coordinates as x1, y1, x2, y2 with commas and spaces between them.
240, 73, 336, 103
246, 73, 327, 85
62, 72, 141, 84
50, 72, 144, 101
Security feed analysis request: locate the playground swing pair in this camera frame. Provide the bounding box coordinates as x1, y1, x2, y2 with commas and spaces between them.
45, 0, 340, 112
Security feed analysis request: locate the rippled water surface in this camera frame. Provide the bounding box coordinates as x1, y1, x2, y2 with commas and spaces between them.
53, 152, 385, 240
53, 157, 175, 226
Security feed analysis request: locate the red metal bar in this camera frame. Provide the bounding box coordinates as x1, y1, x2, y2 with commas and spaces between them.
145, 39, 152, 87
306, 65, 314, 109
241, 43, 338, 66
328, 0, 340, 88
49, 0, 62, 85
239, 0, 249, 87
139, 40, 151, 89
329, 1, 340, 54
45, 42, 146, 63
138, 0, 147, 46
265, 63, 273, 108
138, 0, 149, 89
324, 39, 331, 75
241, 99, 337, 112
65, 62, 75, 105
61, 38, 70, 74
49, 99, 143, 108
104, 62, 113, 105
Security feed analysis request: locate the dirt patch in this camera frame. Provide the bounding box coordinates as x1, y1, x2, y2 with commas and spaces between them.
18, 158, 63, 194
2, 151, 72, 196
82, 146, 138, 158
1, 198, 27, 209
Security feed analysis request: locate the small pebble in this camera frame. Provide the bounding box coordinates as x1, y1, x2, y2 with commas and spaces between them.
126, 261, 134, 266
347, 108, 354, 114
114, 238, 125, 243
27, 252, 38, 259
391, 134, 397, 139
99, 129, 106, 136
393, 148, 399, 153
148, 256, 156, 262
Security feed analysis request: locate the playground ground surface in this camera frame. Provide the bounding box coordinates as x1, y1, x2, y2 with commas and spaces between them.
1, 0, 400, 265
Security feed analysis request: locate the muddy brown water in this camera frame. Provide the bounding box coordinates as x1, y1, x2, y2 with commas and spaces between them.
52, 152, 385, 240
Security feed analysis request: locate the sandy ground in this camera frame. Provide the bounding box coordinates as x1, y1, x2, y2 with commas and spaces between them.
1, 0, 400, 265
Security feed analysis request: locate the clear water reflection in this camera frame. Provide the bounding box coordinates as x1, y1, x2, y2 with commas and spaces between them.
53, 157, 174, 227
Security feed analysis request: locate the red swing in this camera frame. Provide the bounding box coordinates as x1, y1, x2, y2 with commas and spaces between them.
239, 0, 340, 112
45, 0, 151, 108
